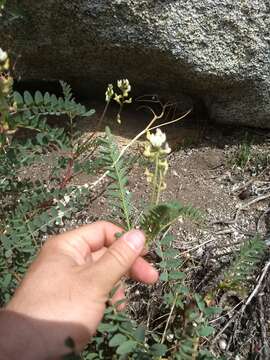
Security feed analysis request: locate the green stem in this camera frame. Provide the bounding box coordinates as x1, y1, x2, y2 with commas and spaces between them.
69, 114, 75, 147
151, 152, 159, 206
76, 100, 110, 157
156, 169, 163, 205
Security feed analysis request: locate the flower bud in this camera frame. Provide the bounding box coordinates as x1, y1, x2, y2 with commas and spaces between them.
105, 84, 114, 102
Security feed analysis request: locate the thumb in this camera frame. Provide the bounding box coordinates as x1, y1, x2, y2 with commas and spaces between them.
92, 230, 145, 294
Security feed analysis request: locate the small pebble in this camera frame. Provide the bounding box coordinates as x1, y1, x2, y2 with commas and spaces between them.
218, 339, 227, 350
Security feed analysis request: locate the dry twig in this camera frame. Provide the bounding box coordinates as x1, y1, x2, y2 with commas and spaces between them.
258, 294, 270, 359
242, 261, 270, 311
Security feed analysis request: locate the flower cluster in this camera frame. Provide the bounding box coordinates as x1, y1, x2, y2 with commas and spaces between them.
0, 48, 14, 146
116, 79, 131, 98
104, 79, 132, 124
0, 48, 9, 72
0, 49, 12, 98
143, 128, 171, 201
0, 73, 13, 96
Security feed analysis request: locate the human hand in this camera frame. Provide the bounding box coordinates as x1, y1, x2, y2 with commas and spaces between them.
0, 221, 158, 360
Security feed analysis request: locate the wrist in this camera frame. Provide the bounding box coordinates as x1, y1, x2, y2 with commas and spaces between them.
0, 309, 47, 360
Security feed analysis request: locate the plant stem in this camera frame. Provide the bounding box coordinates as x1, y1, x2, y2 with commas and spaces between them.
69, 114, 75, 146
151, 152, 159, 206
156, 169, 163, 205
161, 294, 178, 344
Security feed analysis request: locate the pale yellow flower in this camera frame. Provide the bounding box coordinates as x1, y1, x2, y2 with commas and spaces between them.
105, 84, 114, 102
116, 113, 121, 124
146, 128, 166, 148
117, 79, 131, 96
0, 48, 7, 63
145, 168, 153, 183
161, 143, 171, 155
114, 94, 122, 105
124, 97, 132, 104
143, 143, 153, 158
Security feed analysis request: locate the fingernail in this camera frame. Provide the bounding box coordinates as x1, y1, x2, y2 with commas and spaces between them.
124, 230, 145, 251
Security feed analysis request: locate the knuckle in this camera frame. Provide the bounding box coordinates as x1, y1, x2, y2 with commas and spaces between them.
107, 247, 130, 269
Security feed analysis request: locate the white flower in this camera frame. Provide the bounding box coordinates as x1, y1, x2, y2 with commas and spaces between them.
163, 143, 171, 154
0, 48, 7, 62
117, 79, 131, 96
146, 128, 166, 148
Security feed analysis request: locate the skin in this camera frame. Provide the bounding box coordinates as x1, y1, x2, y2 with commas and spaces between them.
0, 221, 159, 360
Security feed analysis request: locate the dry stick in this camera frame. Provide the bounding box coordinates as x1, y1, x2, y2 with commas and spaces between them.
211, 311, 240, 345
180, 237, 216, 255
209, 300, 244, 324
214, 193, 270, 226
258, 294, 270, 359
161, 294, 178, 344
214, 229, 233, 235
256, 207, 270, 233
242, 260, 270, 310
240, 193, 270, 213
232, 165, 270, 194
219, 262, 270, 337
90, 108, 192, 190
213, 262, 270, 348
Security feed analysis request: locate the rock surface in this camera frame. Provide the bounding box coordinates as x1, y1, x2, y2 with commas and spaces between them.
1, 0, 270, 127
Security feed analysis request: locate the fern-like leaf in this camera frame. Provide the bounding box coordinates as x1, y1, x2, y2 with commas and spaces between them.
13, 88, 95, 118
220, 235, 266, 293
60, 80, 74, 101
100, 127, 132, 230
140, 201, 201, 243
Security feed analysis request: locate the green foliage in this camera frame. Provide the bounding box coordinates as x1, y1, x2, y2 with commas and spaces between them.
13, 87, 94, 119
99, 126, 132, 230
87, 306, 168, 359
219, 235, 266, 294
230, 133, 252, 170
86, 233, 222, 359
0, 75, 95, 305
1, 69, 264, 360
157, 235, 221, 360
141, 201, 202, 243
92, 123, 222, 359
